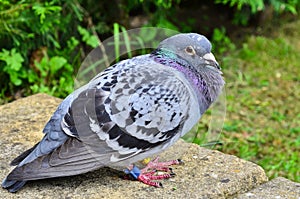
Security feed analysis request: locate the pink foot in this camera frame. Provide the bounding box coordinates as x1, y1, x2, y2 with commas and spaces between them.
124, 157, 184, 187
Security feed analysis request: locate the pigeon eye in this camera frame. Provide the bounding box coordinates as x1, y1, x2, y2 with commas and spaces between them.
185, 46, 196, 55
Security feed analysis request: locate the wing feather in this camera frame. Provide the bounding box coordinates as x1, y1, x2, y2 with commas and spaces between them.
6, 138, 112, 181
5, 55, 200, 182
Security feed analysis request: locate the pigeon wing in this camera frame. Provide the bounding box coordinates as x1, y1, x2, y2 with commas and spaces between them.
5, 58, 200, 181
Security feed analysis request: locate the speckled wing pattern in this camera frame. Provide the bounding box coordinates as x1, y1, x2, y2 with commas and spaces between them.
5, 55, 200, 181
61, 55, 198, 166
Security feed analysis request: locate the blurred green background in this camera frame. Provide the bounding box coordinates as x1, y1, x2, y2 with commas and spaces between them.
0, 0, 299, 183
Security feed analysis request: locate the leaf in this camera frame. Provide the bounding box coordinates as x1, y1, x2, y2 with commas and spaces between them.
34, 58, 48, 77
32, 3, 62, 23
67, 37, 80, 50
77, 25, 98, 48
8, 70, 22, 86
114, 23, 120, 61
49, 56, 67, 74
121, 26, 132, 58
86, 35, 99, 48
0, 48, 24, 71
27, 69, 38, 83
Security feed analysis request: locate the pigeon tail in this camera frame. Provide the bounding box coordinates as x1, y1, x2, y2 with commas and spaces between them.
2, 177, 27, 193
10, 143, 39, 166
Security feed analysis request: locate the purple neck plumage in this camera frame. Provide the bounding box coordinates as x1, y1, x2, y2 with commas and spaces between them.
150, 49, 213, 110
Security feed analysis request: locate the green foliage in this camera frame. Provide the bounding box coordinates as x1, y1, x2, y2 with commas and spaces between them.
113, 23, 134, 62
0, 0, 99, 102
0, 0, 185, 103
32, 2, 62, 24
29, 55, 74, 96
215, 0, 300, 25
211, 27, 236, 55
137, 0, 181, 30
77, 25, 99, 48
216, 0, 265, 13
0, 48, 25, 86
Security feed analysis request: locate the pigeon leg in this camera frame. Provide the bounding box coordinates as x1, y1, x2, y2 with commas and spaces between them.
141, 157, 183, 173
124, 157, 183, 187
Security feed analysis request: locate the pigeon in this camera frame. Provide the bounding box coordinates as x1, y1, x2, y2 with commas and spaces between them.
2, 33, 224, 192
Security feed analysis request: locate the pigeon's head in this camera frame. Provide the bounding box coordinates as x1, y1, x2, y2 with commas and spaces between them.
155, 33, 221, 73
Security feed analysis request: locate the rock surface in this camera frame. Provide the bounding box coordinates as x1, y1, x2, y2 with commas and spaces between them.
236, 177, 300, 199
0, 94, 270, 198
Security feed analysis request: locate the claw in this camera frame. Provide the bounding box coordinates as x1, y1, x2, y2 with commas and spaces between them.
124, 157, 183, 188
159, 182, 163, 188
177, 159, 185, 165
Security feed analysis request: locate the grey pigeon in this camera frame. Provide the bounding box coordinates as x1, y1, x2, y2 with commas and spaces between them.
2, 33, 224, 192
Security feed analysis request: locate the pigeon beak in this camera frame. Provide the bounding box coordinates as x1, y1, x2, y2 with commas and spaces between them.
203, 53, 220, 70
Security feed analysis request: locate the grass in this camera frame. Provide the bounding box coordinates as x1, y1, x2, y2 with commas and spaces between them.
205, 20, 300, 182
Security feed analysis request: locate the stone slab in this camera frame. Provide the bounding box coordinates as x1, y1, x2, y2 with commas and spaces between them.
236, 177, 300, 199
0, 94, 268, 198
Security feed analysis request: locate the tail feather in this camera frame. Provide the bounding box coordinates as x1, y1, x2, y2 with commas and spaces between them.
10, 142, 39, 166
2, 177, 27, 193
